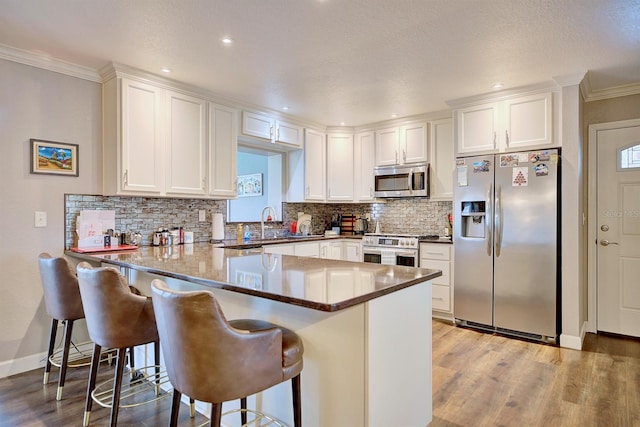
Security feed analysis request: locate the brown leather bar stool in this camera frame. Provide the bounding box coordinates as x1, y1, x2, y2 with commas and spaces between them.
150, 279, 304, 427
38, 253, 86, 401
76, 262, 164, 427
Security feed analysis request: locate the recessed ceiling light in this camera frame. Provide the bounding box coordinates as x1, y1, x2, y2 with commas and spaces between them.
340, 122, 345, 126
160, 67, 171, 73
492, 82, 504, 89
221, 37, 233, 45
391, 114, 398, 118
282, 106, 289, 110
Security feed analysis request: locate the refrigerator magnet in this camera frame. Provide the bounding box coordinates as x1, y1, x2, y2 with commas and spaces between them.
534, 163, 549, 177
473, 160, 490, 173
457, 165, 468, 186
512, 167, 529, 186
500, 154, 519, 167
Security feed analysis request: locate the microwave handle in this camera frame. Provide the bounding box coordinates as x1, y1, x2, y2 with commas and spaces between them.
407, 169, 413, 193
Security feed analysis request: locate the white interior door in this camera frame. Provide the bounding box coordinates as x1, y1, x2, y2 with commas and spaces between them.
597, 123, 640, 337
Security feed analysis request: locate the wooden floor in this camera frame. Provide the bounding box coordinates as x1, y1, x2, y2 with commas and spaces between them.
431, 319, 640, 427
1, 320, 639, 426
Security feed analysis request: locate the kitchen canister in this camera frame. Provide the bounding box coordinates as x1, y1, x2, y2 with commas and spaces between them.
184, 231, 194, 244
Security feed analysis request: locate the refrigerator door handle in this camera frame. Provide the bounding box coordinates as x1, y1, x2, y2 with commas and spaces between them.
495, 184, 503, 257
407, 169, 413, 193
486, 183, 493, 256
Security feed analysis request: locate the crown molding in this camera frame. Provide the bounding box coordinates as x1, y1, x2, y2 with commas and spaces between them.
581, 77, 640, 102
0, 43, 101, 82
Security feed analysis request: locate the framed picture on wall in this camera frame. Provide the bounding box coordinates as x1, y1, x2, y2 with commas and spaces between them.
237, 173, 262, 197
30, 139, 79, 176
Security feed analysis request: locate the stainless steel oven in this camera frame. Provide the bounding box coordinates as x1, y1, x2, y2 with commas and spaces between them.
362, 234, 419, 267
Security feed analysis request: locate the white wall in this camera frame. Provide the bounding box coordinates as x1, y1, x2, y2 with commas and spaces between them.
0, 59, 101, 375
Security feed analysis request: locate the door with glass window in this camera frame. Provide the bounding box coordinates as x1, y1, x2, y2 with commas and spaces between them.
596, 122, 640, 337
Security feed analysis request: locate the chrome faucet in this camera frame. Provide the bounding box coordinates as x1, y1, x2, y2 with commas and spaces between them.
260, 206, 277, 239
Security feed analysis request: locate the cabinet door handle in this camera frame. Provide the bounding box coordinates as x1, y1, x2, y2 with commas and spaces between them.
505, 130, 509, 146
270, 125, 274, 141
493, 131, 496, 147
433, 297, 444, 301
276, 128, 280, 141
395, 150, 398, 164
123, 170, 128, 185
403, 149, 406, 162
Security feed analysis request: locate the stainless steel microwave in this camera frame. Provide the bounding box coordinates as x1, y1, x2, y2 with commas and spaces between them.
374, 163, 430, 198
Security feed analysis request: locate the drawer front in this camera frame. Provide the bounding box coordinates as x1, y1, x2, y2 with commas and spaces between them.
419, 243, 451, 261
432, 284, 451, 312
420, 259, 450, 286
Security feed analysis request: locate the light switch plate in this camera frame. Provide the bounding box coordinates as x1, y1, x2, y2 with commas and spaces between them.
198, 210, 206, 222
35, 211, 47, 227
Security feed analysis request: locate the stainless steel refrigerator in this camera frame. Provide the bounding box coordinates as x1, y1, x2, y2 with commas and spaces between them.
453, 149, 560, 342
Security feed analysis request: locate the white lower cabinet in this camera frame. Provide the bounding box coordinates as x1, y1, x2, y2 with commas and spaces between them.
343, 240, 362, 262
265, 239, 361, 262
420, 243, 453, 320
263, 244, 295, 255
320, 241, 343, 260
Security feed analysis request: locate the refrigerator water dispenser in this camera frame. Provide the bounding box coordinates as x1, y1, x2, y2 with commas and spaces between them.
460, 201, 486, 238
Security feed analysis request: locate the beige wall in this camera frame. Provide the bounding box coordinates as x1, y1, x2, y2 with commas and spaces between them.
0, 59, 101, 372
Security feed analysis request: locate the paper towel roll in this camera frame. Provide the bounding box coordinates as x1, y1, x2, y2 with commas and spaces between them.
212, 213, 225, 240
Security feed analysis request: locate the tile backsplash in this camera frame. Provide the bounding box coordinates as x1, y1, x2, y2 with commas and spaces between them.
64, 194, 453, 248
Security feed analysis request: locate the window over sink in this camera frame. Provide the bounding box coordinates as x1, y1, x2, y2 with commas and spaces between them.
227, 146, 283, 222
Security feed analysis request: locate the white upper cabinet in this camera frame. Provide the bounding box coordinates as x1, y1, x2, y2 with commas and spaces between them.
164, 90, 208, 196
429, 118, 454, 200
375, 123, 427, 166
455, 103, 500, 154
242, 111, 303, 148
303, 128, 326, 201
375, 127, 400, 166
208, 103, 238, 197
503, 92, 553, 150
327, 133, 354, 201
455, 91, 554, 156
354, 131, 376, 202
401, 122, 429, 164
103, 71, 239, 199
113, 78, 164, 195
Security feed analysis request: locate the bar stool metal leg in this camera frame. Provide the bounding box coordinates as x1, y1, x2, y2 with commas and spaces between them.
43, 318, 58, 385
56, 319, 75, 400
211, 402, 223, 427
84, 343, 102, 427
292, 374, 302, 427
241, 397, 247, 425
109, 348, 127, 427
169, 390, 181, 427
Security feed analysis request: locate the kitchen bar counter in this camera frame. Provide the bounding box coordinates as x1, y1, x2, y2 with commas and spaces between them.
65, 243, 440, 312
65, 243, 437, 426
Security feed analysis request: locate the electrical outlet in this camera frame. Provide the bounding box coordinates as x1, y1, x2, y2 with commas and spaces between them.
198, 210, 206, 222
35, 211, 47, 227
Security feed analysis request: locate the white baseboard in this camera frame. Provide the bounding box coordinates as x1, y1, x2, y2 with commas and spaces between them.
559, 321, 588, 350
0, 351, 47, 379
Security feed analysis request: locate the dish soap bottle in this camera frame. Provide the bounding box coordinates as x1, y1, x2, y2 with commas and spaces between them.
243, 224, 251, 242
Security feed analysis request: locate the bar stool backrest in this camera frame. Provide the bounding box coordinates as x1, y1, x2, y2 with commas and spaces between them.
38, 253, 84, 321
151, 280, 283, 403
76, 262, 158, 349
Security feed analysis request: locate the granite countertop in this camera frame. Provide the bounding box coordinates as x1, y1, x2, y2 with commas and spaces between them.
66, 243, 441, 312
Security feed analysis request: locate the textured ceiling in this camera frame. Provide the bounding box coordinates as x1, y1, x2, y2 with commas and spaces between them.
1, 0, 639, 126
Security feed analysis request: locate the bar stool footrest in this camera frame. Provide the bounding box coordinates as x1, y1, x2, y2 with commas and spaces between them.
49, 341, 117, 368
91, 365, 171, 409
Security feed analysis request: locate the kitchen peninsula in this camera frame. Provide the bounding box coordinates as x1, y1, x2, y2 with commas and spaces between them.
66, 243, 441, 427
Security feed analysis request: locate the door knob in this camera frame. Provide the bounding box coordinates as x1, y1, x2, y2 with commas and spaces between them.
600, 239, 619, 246
600, 224, 609, 232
